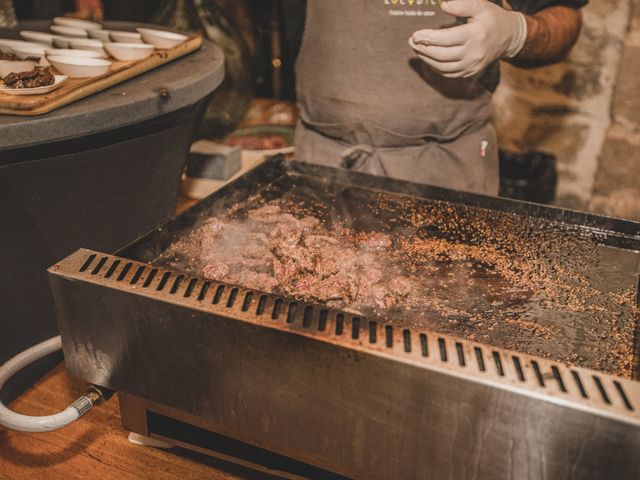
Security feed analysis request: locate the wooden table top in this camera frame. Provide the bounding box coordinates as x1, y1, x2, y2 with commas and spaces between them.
0, 364, 275, 480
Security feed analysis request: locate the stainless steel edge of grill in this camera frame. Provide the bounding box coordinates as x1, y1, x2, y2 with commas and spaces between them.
49, 248, 640, 427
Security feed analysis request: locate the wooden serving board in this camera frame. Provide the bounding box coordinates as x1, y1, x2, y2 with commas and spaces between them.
0, 34, 203, 116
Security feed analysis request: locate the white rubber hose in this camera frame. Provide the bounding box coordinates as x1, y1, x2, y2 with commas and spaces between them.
0, 336, 95, 432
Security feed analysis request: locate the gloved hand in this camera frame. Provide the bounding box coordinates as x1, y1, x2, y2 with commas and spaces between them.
410, 0, 527, 78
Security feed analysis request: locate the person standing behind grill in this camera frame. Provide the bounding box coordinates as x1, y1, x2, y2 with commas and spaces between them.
294, 0, 587, 195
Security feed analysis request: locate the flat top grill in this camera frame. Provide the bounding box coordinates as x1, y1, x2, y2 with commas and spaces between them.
120, 158, 640, 379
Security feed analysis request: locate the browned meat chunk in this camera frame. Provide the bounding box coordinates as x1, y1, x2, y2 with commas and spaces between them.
3, 67, 54, 88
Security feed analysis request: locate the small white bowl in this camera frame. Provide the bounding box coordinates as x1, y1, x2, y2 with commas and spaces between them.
0, 59, 36, 78
53, 17, 102, 31
109, 31, 143, 44
51, 25, 88, 38
104, 42, 154, 61
45, 48, 105, 59
11, 44, 50, 66
69, 38, 106, 56
88, 29, 111, 42
136, 28, 187, 49
52, 35, 75, 48
0, 74, 68, 95
19, 31, 57, 47
48, 55, 111, 78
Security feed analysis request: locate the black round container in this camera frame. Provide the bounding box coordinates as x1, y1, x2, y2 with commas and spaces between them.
0, 21, 225, 402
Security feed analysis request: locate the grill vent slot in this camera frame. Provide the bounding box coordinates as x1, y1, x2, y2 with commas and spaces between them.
593, 376, 612, 405
551, 366, 567, 392
198, 282, 211, 301
170, 275, 184, 294
492, 352, 504, 377
368, 322, 377, 344
335, 313, 344, 336
403, 330, 411, 353
226, 288, 239, 308
271, 298, 283, 319
475, 347, 486, 372
286, 302, 297, 324
531, 361, 545, 387
438, 338, 448, 362
117, 263, 132, 282
385, 326, 393, 348
613, 381, 634, 411
130, 266, 145, 285
213, 285, 225, 304
142, 269, 157, 288
242, 292, 253, 312
318, 310, 328, 332
91, 257, 108, 275
303, 306, 313, 328
455, 343, 466, 367
104, 260, 120, 279
419, 334, 429, 357
79, 254, 96, 272
351, 317, 360, 340
184, 278, 198, 298
571, 371, 588, 398
257, 295, 267, 315
512, 356, 525, 381
156, 272, 171, 291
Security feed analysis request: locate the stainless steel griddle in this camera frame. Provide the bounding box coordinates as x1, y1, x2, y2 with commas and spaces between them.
48, 157, 640, 479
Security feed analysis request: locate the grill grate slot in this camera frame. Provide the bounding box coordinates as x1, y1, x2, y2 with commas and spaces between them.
368, 322, 377, 344
403, 330, 411, 353
116, 263, 132, 282
213, 285, 225, 304
156, 272, 171, 291
613, 381, 634, 411
242, 292, 254, 312
271, 298, 283, 319
419, 334, 429, 357
351, 317, 360, 340
79, 254, 96, 272
184, 278, 198, 298
142, 269, 157, 288
303, 306, 313, 328
287, 302, 297, 323
492, 352, 504, 377
104, 260, 120, 279
438, 338, 448, 362
475, 347, 486, 372
531, 361, 545, 387
256, 295, 267, 315
335, 313, 344, 336
226, 288, 239, 308
198, 282, 211, 301
385, 326, 393, 348
130, 266, 145, 285
170, 275, 184, 294
593, 376, 612, 405
551, 366, 567, 392
512, 356, 525, 381
455, 343, 466, 367
571, 371, 588, 398
91, 257, 108, 275
318, 309, 328, 332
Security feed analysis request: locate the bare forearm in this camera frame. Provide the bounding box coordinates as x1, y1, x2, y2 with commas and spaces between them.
510, 6, 582, 68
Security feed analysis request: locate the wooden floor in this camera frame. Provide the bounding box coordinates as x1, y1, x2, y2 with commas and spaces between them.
0, 364, 274, 480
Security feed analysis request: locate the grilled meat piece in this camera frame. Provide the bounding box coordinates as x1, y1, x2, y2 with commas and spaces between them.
3, 67, 54, 89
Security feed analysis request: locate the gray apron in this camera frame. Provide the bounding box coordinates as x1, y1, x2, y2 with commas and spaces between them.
295, 0, 499, 195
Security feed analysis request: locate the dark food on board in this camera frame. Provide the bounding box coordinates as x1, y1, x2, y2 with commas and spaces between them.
3, 67, 55, 89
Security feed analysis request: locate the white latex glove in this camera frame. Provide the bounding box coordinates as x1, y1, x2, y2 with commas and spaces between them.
410, 0, 527, 78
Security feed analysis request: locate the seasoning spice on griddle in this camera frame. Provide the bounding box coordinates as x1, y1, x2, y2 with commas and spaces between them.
3, 67, 54, 89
